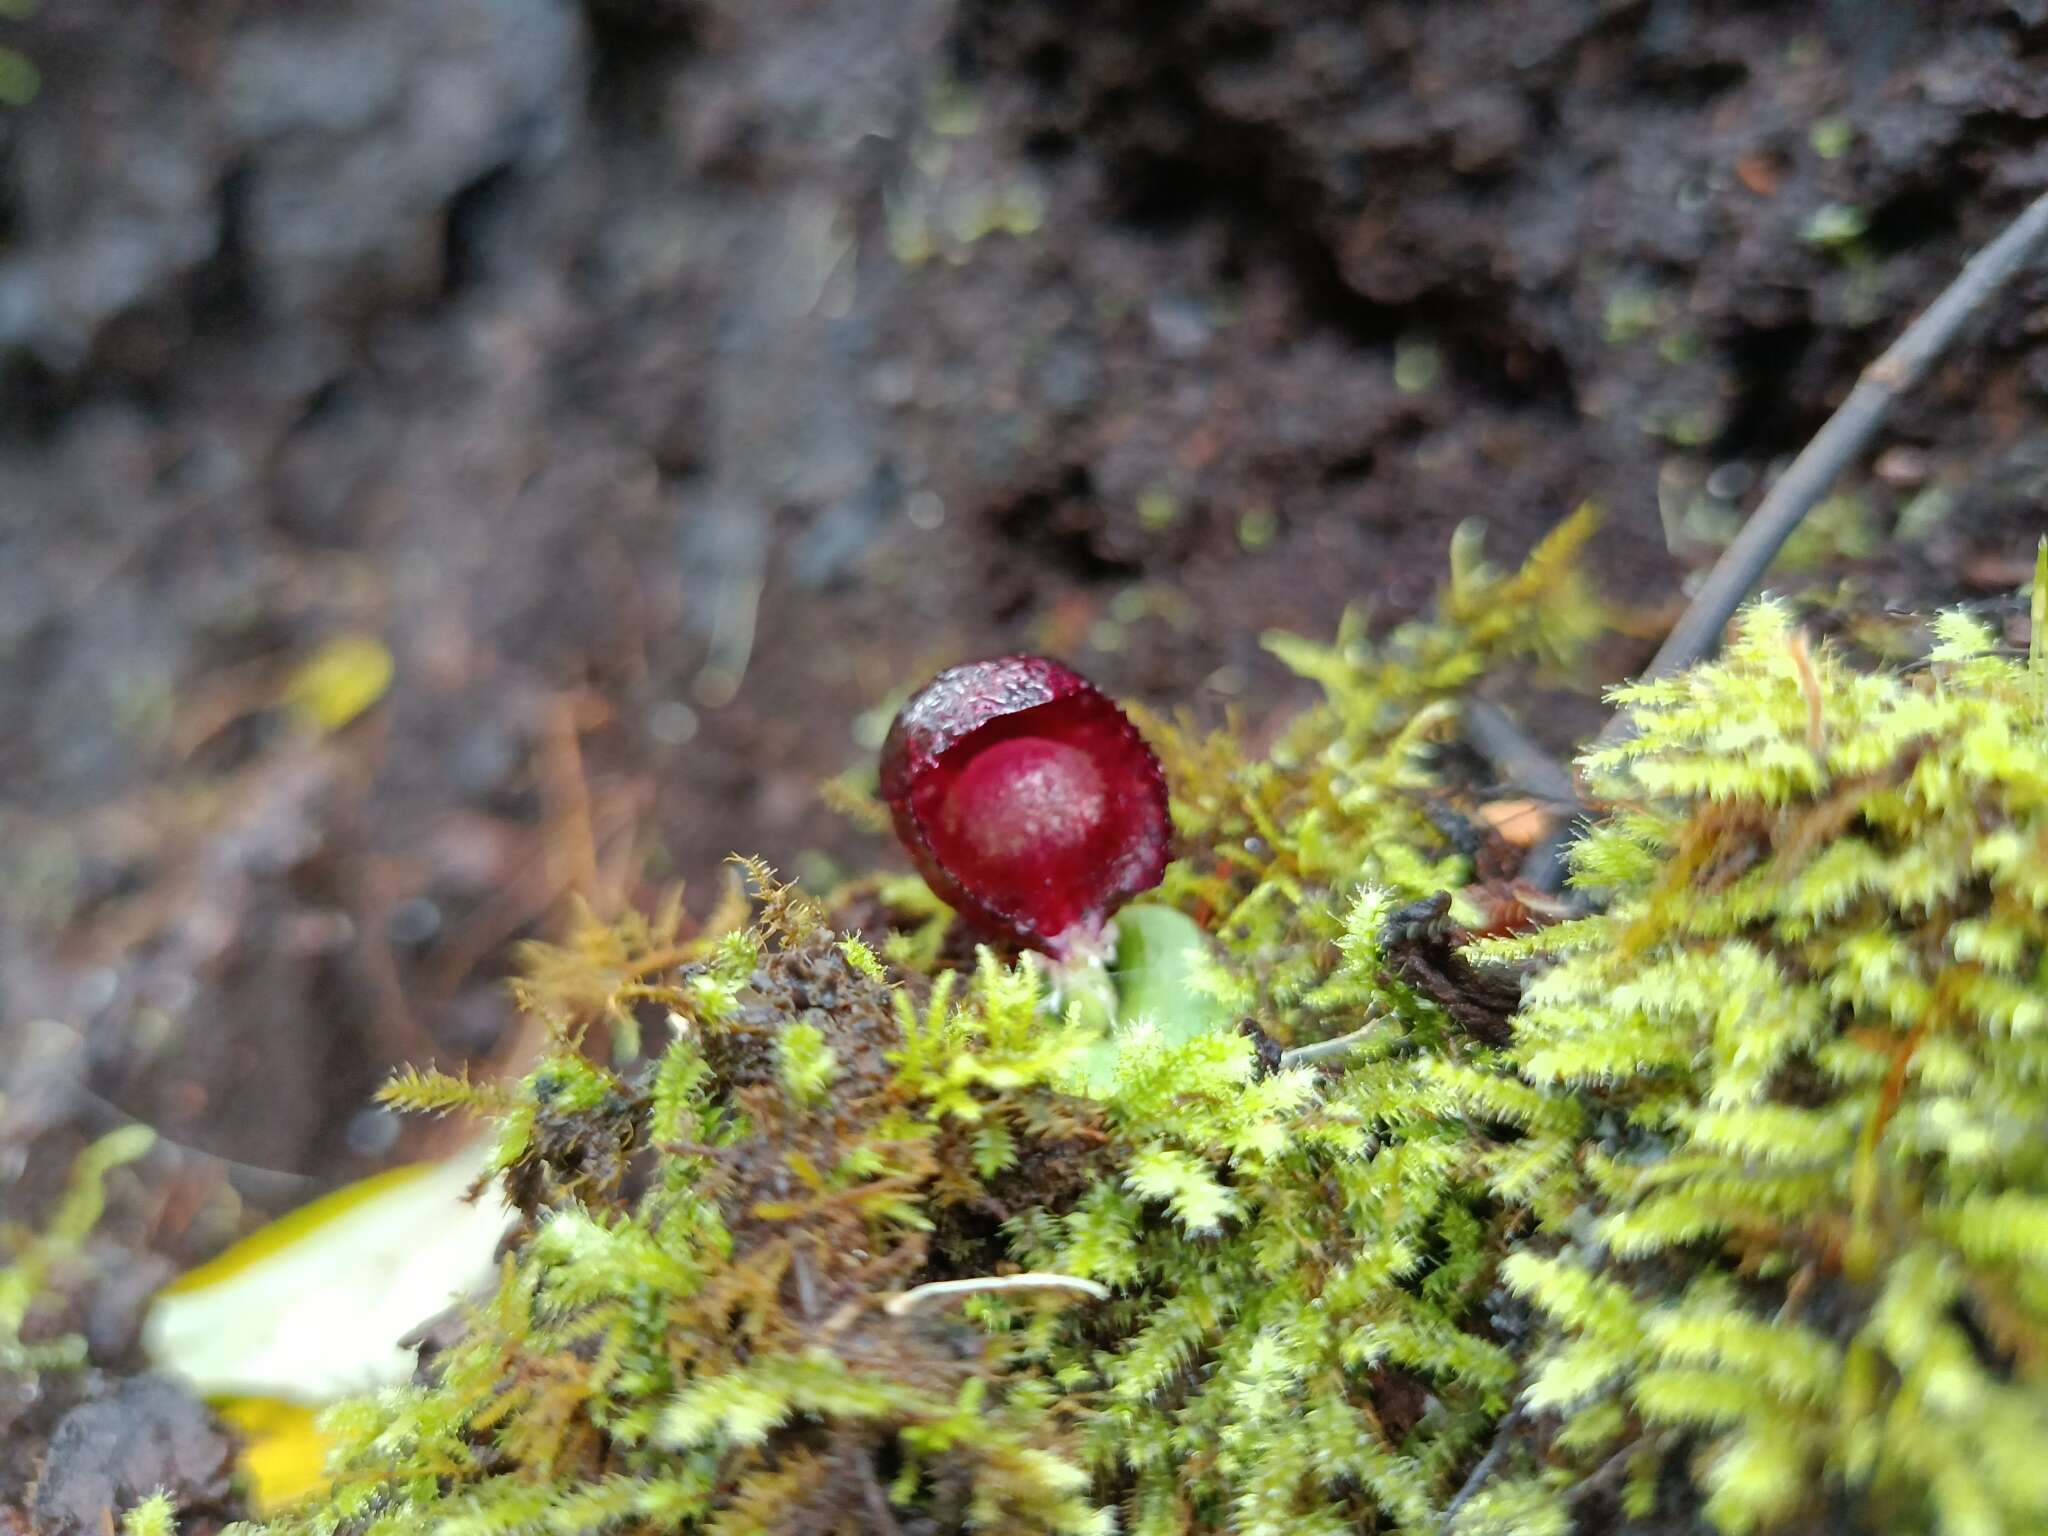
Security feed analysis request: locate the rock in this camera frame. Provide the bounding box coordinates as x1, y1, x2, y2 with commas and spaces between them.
28, 1376, 234, 1536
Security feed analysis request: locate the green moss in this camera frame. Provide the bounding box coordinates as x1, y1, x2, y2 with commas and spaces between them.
241, 531, 2047, 1536
1457, 596, 2048, 1535
1, 1123, 155, 1376
122, 1490, 181, 1536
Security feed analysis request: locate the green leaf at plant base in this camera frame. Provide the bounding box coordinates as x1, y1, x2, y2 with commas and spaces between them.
1068, 905, 1236, 1096
1112, 905, 1235, 1043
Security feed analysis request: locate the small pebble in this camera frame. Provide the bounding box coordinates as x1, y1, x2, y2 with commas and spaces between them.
1705, 461, 1755, 501
346, 1105, 402, 1159
648, 700, 700, 745
387, 896, 443, 946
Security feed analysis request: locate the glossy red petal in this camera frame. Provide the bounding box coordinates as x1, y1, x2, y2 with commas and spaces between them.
880, 655, 1170, 955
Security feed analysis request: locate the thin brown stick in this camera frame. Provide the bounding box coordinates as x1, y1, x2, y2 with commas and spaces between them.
1607, 186, 2048, 732
1462, 701, 1579, 809
544, 691, 604, 905
1514, 189, 2048, 891
1567, 1438, 1650, 1510
882, 1272, 1111, 1316
1278, 1016, 1383, 1070
1440, 1406, 1523, 1526
1787, 628, 1826, 758
857, 1447, 906, 1536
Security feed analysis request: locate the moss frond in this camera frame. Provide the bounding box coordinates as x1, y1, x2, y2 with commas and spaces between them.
1477, 599, 2048, 1535
1, 1122, 154, 1376
120, 1491, 180, 1536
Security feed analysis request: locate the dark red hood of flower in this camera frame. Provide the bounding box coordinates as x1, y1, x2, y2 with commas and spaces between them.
880, 655, 1170, 956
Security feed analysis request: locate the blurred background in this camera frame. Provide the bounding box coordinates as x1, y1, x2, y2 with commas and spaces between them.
2, 0, 2044, 1264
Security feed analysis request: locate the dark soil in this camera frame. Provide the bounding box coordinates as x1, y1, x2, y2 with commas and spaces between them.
11, 1375, 239, 1536
2, 0, 2045, 1516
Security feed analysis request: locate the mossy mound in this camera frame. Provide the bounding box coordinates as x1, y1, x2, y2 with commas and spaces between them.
241, 533, 2047, 1536
1458, 600, 2048, 1536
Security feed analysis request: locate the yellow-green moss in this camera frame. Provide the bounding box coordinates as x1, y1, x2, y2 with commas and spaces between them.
238, 532, 2047, 1536
1455, 596, 2048, 1536
1, 1123, 155, 1377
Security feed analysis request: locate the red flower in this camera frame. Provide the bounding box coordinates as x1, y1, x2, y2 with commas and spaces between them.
880, 655, 1170, 956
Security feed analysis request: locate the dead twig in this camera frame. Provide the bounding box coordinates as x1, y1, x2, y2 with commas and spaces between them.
1462, 701, 1579, 810
1278, 1019, 1382, 1070
544, 690, 606, 909
1440, 1406, 1523, 1528
1463, 699, 1585, 891
1517, 189, 2048, 890
1610, 185, 2048, 723
1787, 627, 1827, 759
1567, 1439, 1648, 1510
856, 1444, 906, 1536
790, 1242, 822, 1322
882, 1272, 1110, 1316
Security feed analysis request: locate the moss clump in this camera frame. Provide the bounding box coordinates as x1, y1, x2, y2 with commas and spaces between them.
295, 869, 1110, 1534
235, 532, 2047, 1536
1140, 503, 1604, 1049
1454, 599, 2048, 1536
1006, 902, 1521, 1535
